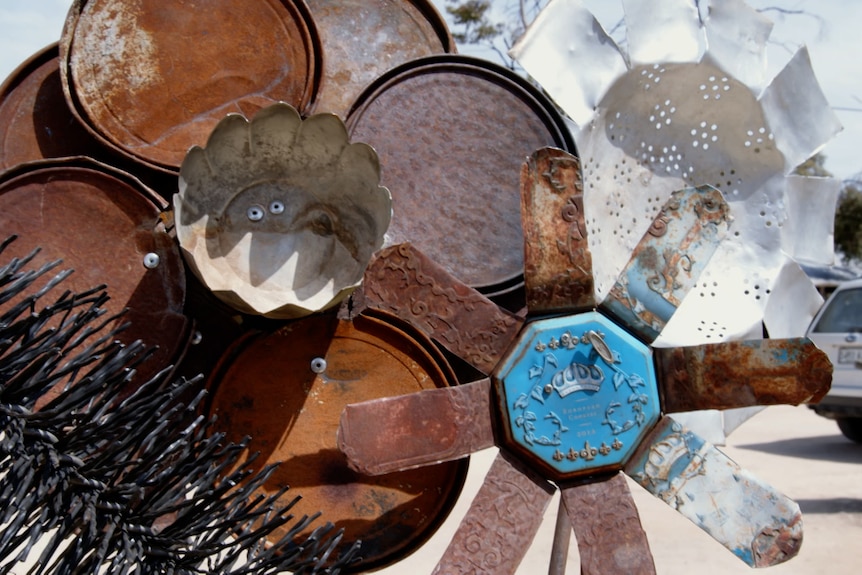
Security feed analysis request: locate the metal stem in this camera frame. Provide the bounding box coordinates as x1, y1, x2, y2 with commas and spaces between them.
549, 496, 571, 575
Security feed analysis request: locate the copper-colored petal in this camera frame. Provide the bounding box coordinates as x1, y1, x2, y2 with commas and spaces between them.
600, 186, 730, 343
657, 337, 832, 412
338, 378, 495, 475
361, 243, 524, 374
561, 473, 656, 575
432, 452, 555, 575
520, 147, 595, 315
625, 416, 803, 567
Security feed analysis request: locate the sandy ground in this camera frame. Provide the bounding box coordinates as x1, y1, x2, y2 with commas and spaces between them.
375, 404, 862, 575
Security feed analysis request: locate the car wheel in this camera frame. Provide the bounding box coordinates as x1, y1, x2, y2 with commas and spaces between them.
836, 418, 862, 443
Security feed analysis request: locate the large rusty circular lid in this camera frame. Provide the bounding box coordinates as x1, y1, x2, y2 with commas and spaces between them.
60, 0, 322, 172
306, 0, 454, 118
206, 310, 467, 572
0, 43, 107, 171
0, 157, 189, 389
346, 55, 577, 296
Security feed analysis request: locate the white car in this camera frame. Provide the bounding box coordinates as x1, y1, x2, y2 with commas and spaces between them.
807, 277, 862, 442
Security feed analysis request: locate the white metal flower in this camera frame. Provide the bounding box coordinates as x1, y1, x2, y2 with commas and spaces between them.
511, 0, 842, 347
174, 103, 392, 319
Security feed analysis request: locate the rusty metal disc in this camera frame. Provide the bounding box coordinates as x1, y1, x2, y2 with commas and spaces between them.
0, 157, 190, 390
306, 0, 454, 118
0, 43, 107, 172
205, 309, 467, 572
60, 0, 322, 173
346, 55, 577, 298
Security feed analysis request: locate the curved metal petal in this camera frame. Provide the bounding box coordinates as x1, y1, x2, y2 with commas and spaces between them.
561, 473, 656, 575
337, 379, 495, 475
600, 185, 731, 343
625, 416, 803, 567
521, 148, 595, 315
656, 337, 832, 413
432, 452, 555, 575
360, 243, 524, 374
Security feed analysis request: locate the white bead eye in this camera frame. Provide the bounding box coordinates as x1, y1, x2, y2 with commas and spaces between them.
143, 252, 160, 269
269, 200, 285, 214
310, 357, 327, 374
247, 205, 265, 221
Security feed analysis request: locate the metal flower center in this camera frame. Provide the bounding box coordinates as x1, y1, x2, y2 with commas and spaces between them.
492, 311, 661, 481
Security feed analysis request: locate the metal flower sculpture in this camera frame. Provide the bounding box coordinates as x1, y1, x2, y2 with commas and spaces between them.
336, 147, 831, 574
174, 103, 392, 319
510, 0, 842, 350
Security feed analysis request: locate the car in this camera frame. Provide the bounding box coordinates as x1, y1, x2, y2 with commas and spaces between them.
807, 277, 862, 442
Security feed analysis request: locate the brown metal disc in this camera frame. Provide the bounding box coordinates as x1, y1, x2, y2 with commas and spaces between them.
60, 0, 322, 172
0, 158, 189, 390
306, 0, 454, 118
346, 55, 577, 296
206, 310, 467, 572
0, 43, 107, 171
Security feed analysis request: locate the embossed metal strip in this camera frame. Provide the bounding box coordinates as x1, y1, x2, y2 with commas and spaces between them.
561, 473, 656, 575
624, 416, 803, 567
600, 186, 731, 343
521, 147, 595, 315
338, 378, 494, 476
361, 243, 524, 374
657, 337, 832, 413
432, 452, 555, 575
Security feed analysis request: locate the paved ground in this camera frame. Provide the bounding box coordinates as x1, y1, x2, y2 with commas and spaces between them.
378, 405, 862, 574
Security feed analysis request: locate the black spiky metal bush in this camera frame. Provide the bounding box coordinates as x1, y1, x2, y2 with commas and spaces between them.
0, 235, 360, 574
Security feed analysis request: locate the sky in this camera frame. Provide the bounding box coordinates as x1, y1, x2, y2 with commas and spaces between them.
0, 0, 859, 180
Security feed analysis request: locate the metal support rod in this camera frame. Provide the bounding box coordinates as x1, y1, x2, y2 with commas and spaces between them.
549, 496, 572, 575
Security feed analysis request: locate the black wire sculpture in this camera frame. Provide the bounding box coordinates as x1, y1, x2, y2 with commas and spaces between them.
0, 235, 360, 574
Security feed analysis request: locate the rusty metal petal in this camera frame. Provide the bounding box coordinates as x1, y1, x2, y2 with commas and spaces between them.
625, 416, 803, 568
656, 338, 832, 413
561, 473, 656, 575
60, 0, 322, 172
338, 378, 494, 475
307, 0, 454, 118
431, 452, 555, 575
600, 186, 731, 343
361, 243, 524, 375
347, 55, 576, 297
206, 311, 466, 571
521, 148, 595, 315
0, 157, 189, 390
0, 44, 107, 171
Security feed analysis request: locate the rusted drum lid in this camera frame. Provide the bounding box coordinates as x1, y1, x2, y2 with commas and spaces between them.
306, 0, 454, 118
0, 158, 189, 388
0, 43, 108, 171
60, 0, 322, 172
206, 310, 467, 572
347, 55, 577, 296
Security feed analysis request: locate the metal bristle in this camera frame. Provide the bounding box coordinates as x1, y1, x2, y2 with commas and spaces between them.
0, 236, 361, 574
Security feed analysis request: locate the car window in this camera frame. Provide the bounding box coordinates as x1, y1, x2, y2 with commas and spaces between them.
812, 287, 862, 333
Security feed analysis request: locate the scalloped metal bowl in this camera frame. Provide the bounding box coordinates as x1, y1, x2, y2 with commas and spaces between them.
174, 103, 392, 319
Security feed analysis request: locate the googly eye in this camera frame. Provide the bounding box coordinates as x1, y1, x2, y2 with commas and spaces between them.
310, 357, 327, 374
247, 205, 265, 221
269, 200, 285, 215
143, 252, 160, 269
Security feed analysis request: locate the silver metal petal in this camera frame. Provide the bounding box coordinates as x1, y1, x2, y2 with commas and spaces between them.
509, 0, 627, 127
763, 256, 825, 338
760, 46, 843, 172
702, 0, 773, 91
781, 175, 842, 266
622, 0, 704, 65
